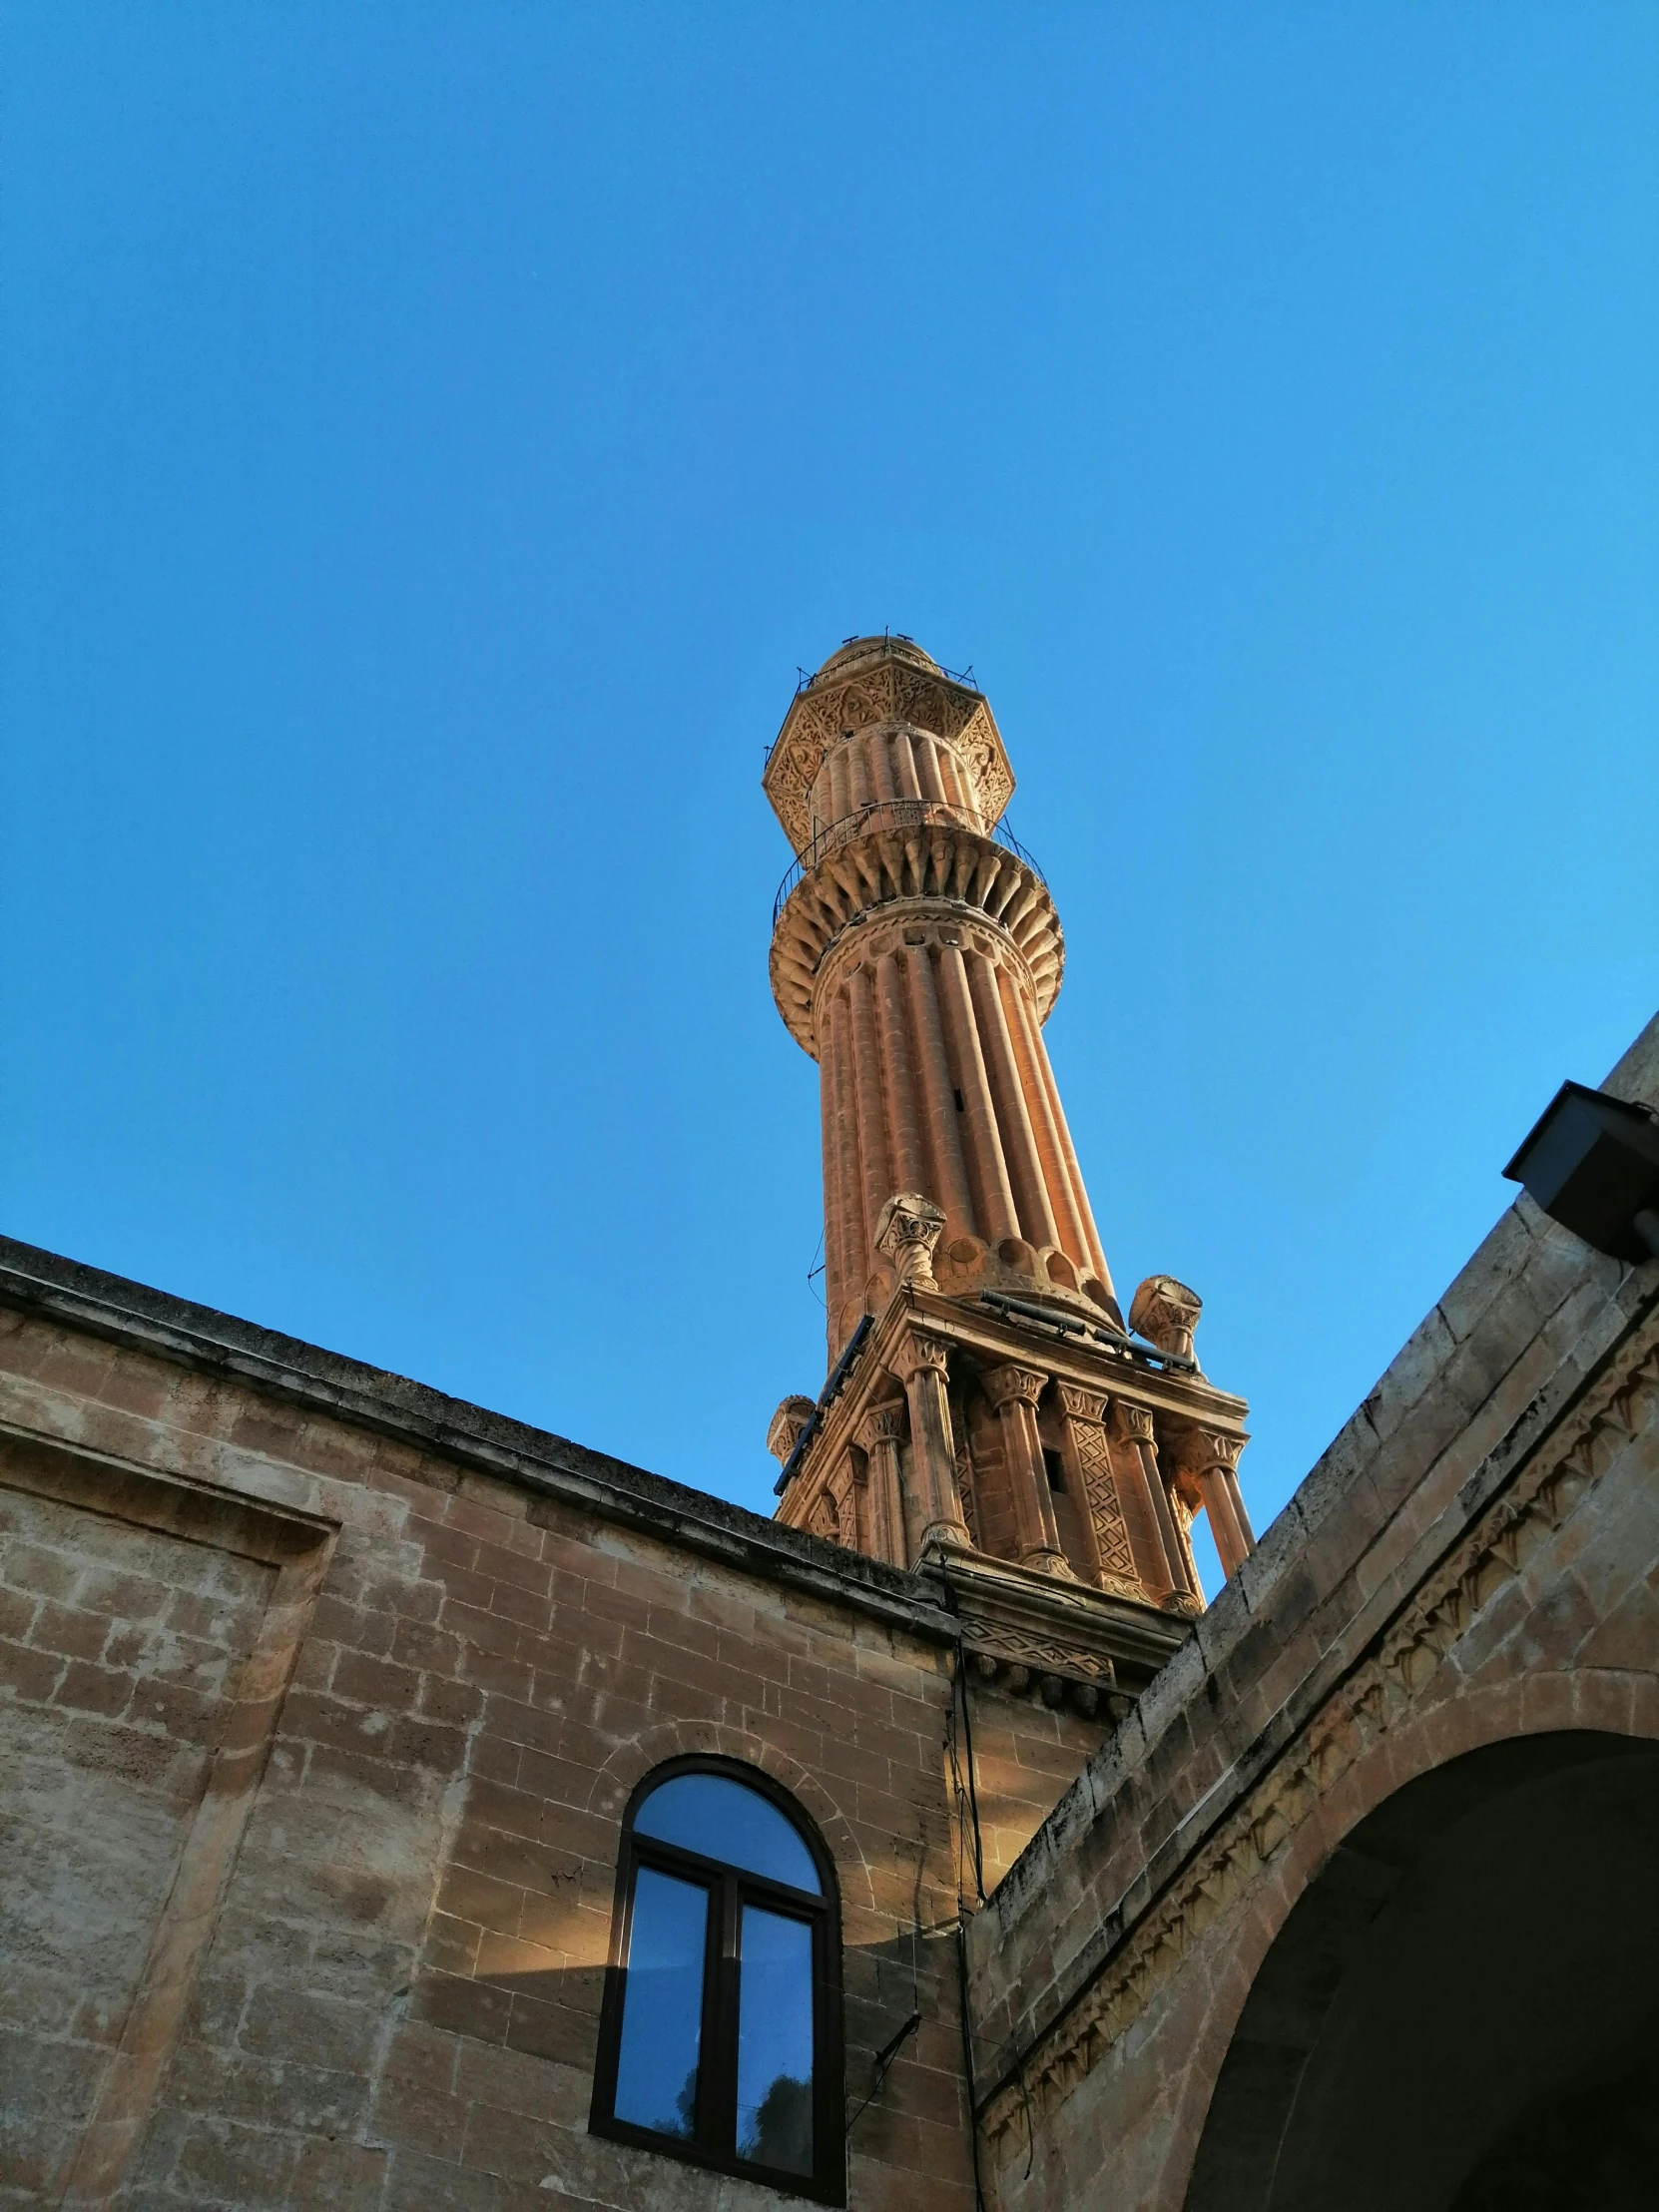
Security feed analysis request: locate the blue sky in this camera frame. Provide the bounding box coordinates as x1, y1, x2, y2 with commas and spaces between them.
4, 5, 1655, 1586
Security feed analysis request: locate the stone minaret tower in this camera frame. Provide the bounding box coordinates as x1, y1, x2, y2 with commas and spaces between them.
765, 637, 1255, 1684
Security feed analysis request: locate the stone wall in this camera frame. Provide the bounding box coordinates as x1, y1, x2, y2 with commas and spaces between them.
0, 1246, 1099, 2211
964, 1013, 1659, 2210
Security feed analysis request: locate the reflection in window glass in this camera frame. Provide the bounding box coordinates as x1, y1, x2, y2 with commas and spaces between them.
614, 1868, 708, 2138
635, 1774, 822, 1895
737, 1905, 815, 2176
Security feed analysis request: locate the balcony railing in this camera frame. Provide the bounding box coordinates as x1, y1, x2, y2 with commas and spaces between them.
771, 800, 1045, 926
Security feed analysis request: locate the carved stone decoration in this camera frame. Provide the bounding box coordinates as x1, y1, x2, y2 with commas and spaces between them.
983, 1364, 1073, 1579
767, 1394, 818, 1465
808, 1488, 840, 1541
874, 1191, 947, 1291
1056, 1382, 1140, 1596
1129, 1276, 1203, 1365
763, 638, 1014, 853
952, 1430, 981, 1550
856, 1400, 909, 1568
1176, 1425, 1256, 1579
954, 1616, 1118, 1684
976, 1320, 1659, 2173
1129, 1277, 1203, 1363
890, 1332, 973, 1556
982, 1364, 1048, 1413
1109, 1398, 1203, 1612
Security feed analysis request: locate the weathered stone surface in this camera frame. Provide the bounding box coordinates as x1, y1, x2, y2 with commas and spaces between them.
963, 1012, 1659, 2210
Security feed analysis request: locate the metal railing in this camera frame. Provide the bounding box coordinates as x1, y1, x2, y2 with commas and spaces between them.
771, 801, 1046, 925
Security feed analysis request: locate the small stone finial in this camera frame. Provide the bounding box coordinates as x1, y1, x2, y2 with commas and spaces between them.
767, 1394, 818, 1465
874, 1191, 947, 1291
1129, 1276, 1203, 1365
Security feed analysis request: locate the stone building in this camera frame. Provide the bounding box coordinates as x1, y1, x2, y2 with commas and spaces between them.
1, 637, 1655, 2211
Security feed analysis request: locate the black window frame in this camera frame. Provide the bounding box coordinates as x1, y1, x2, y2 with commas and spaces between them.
588, 1756, 845, 2204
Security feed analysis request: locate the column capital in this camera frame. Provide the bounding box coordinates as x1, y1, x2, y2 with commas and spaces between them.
1056, 1382, 1108, 1424
1129, 1275, 1203, 1364
874, 1190, 946, 1290
856, 1401, 907, 1452
1110, 1399, 1156, 1446
1179, 1426, 1246, 1477
890, 1331, 953, 1384
767, 1393, 818, 1465
983, 1363, 1048, 1411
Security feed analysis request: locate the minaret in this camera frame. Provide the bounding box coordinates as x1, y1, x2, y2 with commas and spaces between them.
765, 637, 1255, 1674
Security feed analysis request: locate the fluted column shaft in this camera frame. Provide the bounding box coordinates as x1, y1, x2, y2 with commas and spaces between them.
875, 952, 928, 1197
1188, 1432, 1254, 1579
847, 966, 892, 1273
856, 1403, 909, 1568
1023, 1000, 1112, 1289
936, 946, 1020, 1246
825, 990, 864, 1343
971, 955, 1060, 1255
983, 1365, 1069, 1575
891, 1335, 970, 1554
1005, 975, 1093, 1275
1106, 1402, 1191, 1604
905, 950, 976, 1241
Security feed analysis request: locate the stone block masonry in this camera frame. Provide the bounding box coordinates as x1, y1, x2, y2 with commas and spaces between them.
0, 1237, 1110, 2210
963, 1010, 1659, 2211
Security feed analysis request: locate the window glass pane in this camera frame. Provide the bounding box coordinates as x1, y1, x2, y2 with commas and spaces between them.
635, 1773, 822, 1895
737, 1905, 815, 2176
613, 1867, 708, 2138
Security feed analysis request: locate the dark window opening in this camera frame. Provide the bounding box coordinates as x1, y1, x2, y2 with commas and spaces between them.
591, 1760, 844, 2203
953, 1087, 965, 1112
1043, 1446, 1066, 1492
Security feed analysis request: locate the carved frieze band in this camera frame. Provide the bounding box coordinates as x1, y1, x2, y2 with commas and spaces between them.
978, 1317, 1659, 2167
958, 1616, 1119, 1685
765, 662, 1013, 850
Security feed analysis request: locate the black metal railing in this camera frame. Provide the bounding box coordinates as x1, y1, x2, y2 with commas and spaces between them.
771, 800, 1045, 925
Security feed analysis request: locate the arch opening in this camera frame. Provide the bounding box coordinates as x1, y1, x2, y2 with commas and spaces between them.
1185, 1731, 1659, 2212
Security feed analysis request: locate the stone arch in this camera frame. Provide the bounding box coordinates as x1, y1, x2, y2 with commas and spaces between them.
583, 1715, 877, 1925
1166, 1668, 1659, 2212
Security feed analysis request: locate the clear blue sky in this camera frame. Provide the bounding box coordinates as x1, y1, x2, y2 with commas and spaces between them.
4, 6, 1655, 1587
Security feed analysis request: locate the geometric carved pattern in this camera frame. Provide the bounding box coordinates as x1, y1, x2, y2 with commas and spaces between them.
953, 1431, 982, 1550
1074, 1421, 1138, 1589
808, 1487, 840, 1541
957, 1614, 1118, 1685
764, 654, 1014, 853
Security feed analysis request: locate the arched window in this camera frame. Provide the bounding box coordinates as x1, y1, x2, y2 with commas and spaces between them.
589, 1758, 843, 2202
